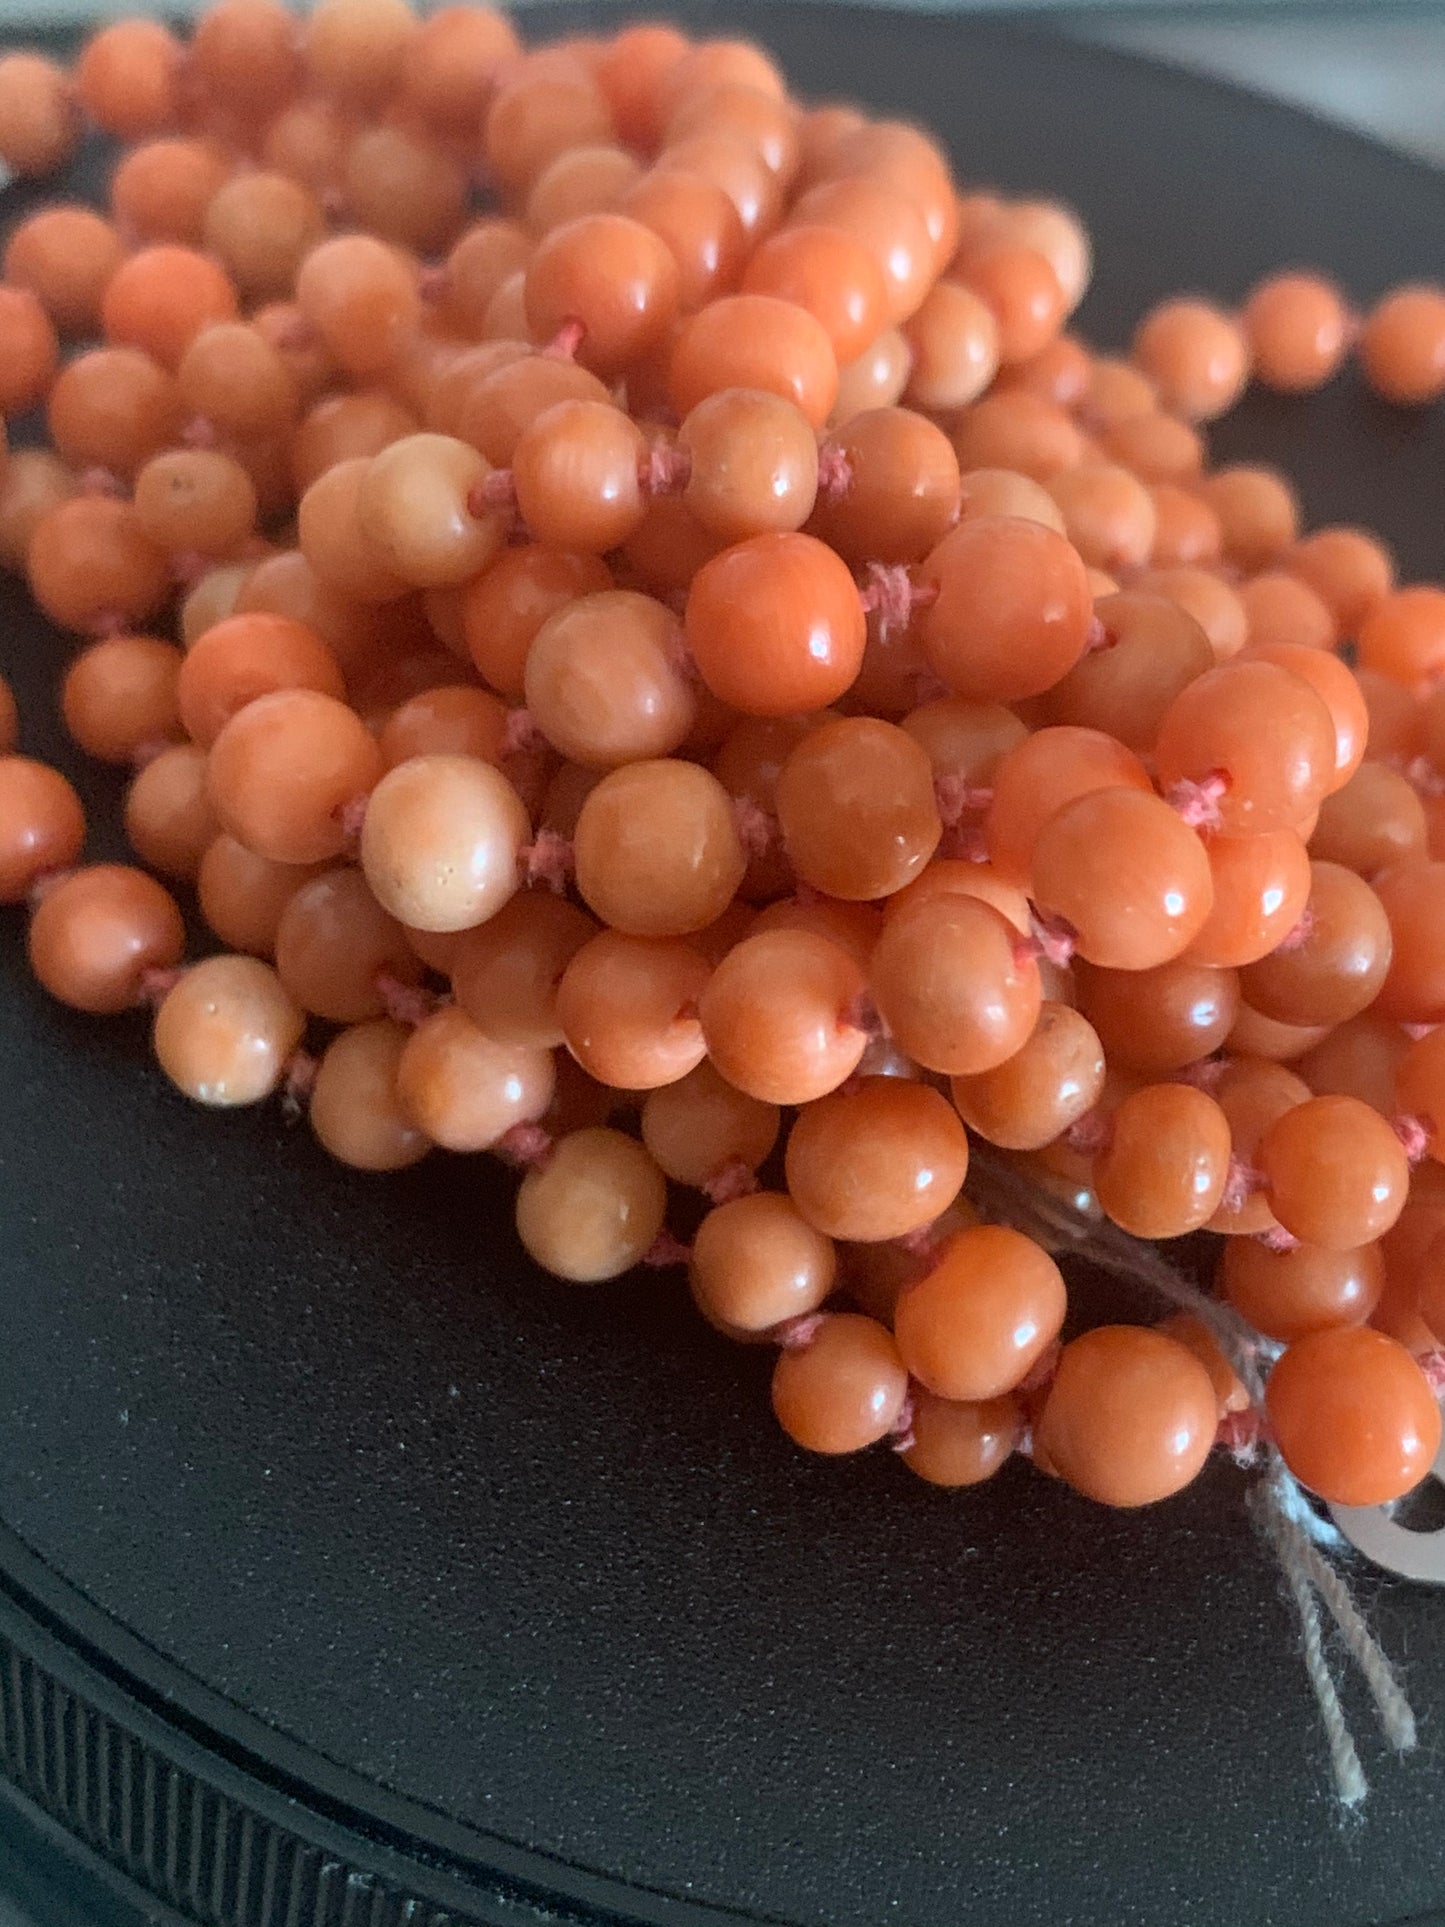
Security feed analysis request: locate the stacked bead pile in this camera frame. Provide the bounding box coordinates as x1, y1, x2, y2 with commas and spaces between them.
3, 0, 1445, 1518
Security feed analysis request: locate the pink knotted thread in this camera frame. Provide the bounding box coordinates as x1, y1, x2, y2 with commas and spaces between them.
732, 795, 775, 859
335, 791, 369, 858
1083, 613, 1112, 654
1392, 1112, 1432, 1163
643, 1230, 692, 1269
179, 413, 220, 449
774, 1312, 826, 1350
170, 549, 212, 589
1220, 1155, 1264, 1216
701, 1158, 758, 1205
940, 822, 990, 863
638, 438, 691, 495
815, 441, 853, 501
1017, 1338, 1062, 1399
1166, 769, 1231, 831
1406, 755, 1445, 799
375, 972, 440, 1028
496, 1121, 554, 1170
418, 264, 450, 305
1403, 1022, 1438, 1042
1064, 1109, 1113, 1156
26, 867, 75, 907
280, 1048, 319, 1121
896, 1221, 943, 1264
88, 609, 131, 640
933, 773, 993, 829
1258, 1223, 1302, 1253
1419, 1350, 1445, 1398
889, 1391, 916, 1454
1177, 1055, 1228, 1091
501, 707, 545, 757
78, 466, 124, 497
467, 469, 519, 520
858, 562, 939, 639
841, 990, 887, 1041
542, 318, 586, 361
1023, 908, 1076, 969
138, 965, 186, 1008
1276, 906, 1316, 954
521, 828, 574, 893
1218, 1405, 1265, 1466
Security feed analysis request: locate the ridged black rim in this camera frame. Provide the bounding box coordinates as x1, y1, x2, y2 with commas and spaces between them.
0, 1529, 784, 1927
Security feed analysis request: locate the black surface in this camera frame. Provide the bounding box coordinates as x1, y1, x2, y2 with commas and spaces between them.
4, 9, 1445, 1927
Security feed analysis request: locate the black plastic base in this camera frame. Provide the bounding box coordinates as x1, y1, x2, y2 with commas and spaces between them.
6, 9, 1445, 1927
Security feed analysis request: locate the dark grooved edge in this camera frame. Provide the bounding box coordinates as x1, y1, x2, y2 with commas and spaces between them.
0, 1565, 602, 1927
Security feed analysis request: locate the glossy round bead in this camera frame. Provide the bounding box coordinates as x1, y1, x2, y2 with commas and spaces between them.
771, 1312, 908, 1454
76, 19, 183, 138
296, 234, 420, 378
1045, 591, 1212, 752
524, 589, 695, 765
449, 892, 595, 1050
699, 928, 867, 1106
1094, 1083, 1231, 1239
398, 1003, 554, 1154
1242, 272, 1350, 392
1035, 1326, 1217, 1507
177, 613, 345, 749
0, 52, 78, 176
1395, 1026, 1445, 1163
1184, 829, 1312, 970
955, 242, 1066, 366
1076, 957, 1238, 1076
1360, 286, 1445, 405
921, 515, 1092, 703
830, 327, 911, 424
206, 689, 383, 866
1200, 465, 1299, 573
1358, 585, 1445, 688
153, 955, 304, 1107
124, 744, 220, 882
0, 757, 86, 903
984, 725, 1152, 885
510, 400, 645, 554
640, 1058, 780, 1189
1266, 1327, 1440, 1505
678, 388, 819, 544
1238, 571, 1335, 654
274, 865, 420, 1022
1146, 483, 1221, 569
524, 213, 680, 377
902, 1389, 1021, 1487
1132, 297, 1249, 421
1288, 527, 1394, 637
573, 759, 745, 937
4, 205, 125, 337
689, 1191, 834, 1335
360, 753, 528, 934
901, 279, 998, 411
785, 1077, 968, 1242
515, 1126, 667, 1284
1047, 462, 1156, 574
357, 433, 503, 589
1154, 660, 1336, 837
309, 1019, 430, 1171
1222, 1238, 1383, 1344
1238, 861, 1392, 1027
1247, 643, 1366, 802
622, 167, 747, 313
1297, 1011, 1409, 1117
556, 930, 709, 1089
1139, 566, 1248, 664
378, 687, 508, 769
195, 836, 322, 958
867, 892, 1041, 1076
1257, 1095, 1409, 1250
1032, 787, 1214, 971
685, 532, 865, 715
775, 718, 940, 902
63, 635, 184, 760
669, 293, 838, 428
461, 546, 611, 698
27, 497, 171, 636
741, 224, 887, 365
28, 864, 184, 1014
949, 1002, 1104, 1150
1374, 861, 1445, 1023
955, 466, 1064, 534
812, 407, 960, 566
895, 1223, 1065, 1401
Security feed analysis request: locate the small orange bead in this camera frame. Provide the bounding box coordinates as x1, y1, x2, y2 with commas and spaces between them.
1360, 284, 1445, 404
1266, 1327, 1440, 1505
902, 1389, 1021, 1487
1132, 297, 1249, 421
771, 1312, 909, 1455
1036, 1325, 1217, 1507
1241, 272, 1350, 392
895, 1222, 1064, 1402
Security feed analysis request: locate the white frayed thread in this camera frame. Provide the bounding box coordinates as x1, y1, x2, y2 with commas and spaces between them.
965, 1143, 1418, 1807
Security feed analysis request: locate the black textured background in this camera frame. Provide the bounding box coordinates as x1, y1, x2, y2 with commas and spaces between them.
2, 10, 1445, 1926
